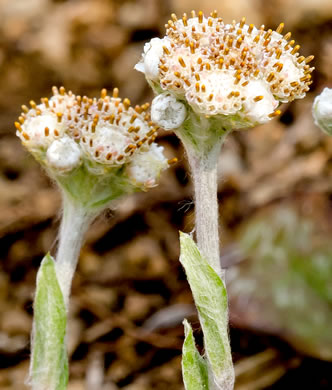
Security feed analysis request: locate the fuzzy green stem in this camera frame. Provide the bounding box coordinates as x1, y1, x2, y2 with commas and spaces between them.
55, 196, 95, 308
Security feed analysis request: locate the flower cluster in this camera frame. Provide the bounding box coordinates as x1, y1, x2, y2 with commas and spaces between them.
136, 10, 314, 126
15, 87, 172, 190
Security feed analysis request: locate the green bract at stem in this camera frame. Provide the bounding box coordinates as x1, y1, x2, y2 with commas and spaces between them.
175, 109, 232, 280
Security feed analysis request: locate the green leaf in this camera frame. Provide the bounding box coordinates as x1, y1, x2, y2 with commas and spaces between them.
30, 253, 68, 390
182, 319, 209, 390
179, 232, 234, 388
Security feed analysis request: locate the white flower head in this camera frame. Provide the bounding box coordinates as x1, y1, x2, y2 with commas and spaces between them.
313, 87, 332, 136
15, 87, 173, 200
136, 10, 314, 127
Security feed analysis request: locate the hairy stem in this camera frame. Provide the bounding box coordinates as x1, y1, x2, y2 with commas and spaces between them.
184, 132, 228, 282
55, 196, 94, 307
189, 145, 222, 278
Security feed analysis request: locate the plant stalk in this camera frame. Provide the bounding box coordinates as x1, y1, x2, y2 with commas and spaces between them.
184, 133, 227, 281
55, 195, 94, 308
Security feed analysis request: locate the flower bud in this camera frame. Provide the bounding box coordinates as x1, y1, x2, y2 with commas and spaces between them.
47, 137, 82, 172
313, 87, 332, 135
151, 93, 187, 130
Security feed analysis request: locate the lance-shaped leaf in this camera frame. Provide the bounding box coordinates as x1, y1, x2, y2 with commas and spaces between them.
182, 319, 209, 390
30, 253, 68, 390
179, 232, 234, 389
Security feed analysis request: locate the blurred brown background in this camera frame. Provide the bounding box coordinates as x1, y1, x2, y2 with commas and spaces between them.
0, 0, 332, 389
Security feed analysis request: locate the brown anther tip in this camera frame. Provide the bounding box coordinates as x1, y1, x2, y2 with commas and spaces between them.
190, 42, 195, 54
101, 88, 107, 98
134, 105, 143, 114
41, 97, 49, 108
211, 10, 218, 18
198, 11, 203, 23
141, 102, 150, 110
234, 75, 241, 84
130, 114, 138, 124
248, 24, 254, 34
168, 158, 178, 165
291, 45, 300, 55
269, 110, 281, 118
44, 127, 49, 136
97, 100, 103, 111
54, 129, 60, 136
21, 105, 29, 113
305, 55, 314, 64
171, 13, 177, 22
178, 57, 186, 67
300, 74, 311, 82
112, 88, 119, 98
22, 132, 30, 140
125, 144, 137, 153
276, 22, 284, 34
253, 95, 264, 102
284, 32, 291, 40
163, 46, 170, 55
14, 122, 22, 131
52, 86, 58, 95
123, 98, 131, 110
56, 112, 63, 122
29, 100, 36, 108
59, 86, 65, 95
240, 17, 246, 28
236, 37, 243, 48
18, 116, 25, 124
